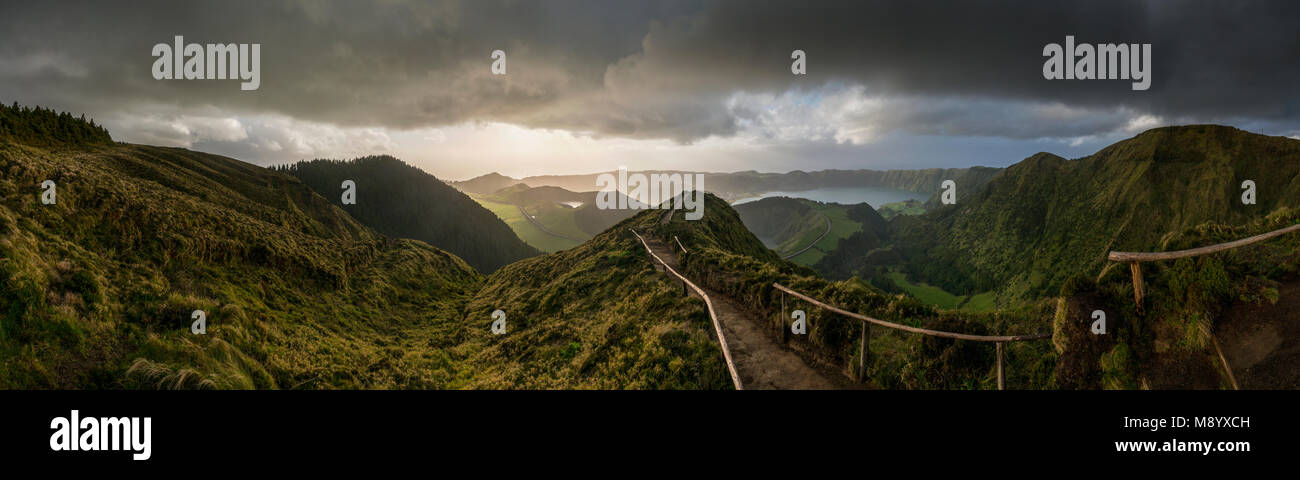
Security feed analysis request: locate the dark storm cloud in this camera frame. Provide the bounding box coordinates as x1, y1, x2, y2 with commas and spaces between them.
1, 0, 1298, 143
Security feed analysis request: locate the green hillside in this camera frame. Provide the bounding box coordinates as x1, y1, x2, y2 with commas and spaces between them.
0, 129, 483, 389
734, 197, 821, 250
469, 184, 636, 252
274, 157, 539, 273
468, 192, 582, 252
892, 126, 1300, 302
733, 196, 870, 265
455, 208, 734, 389
0, 105, 759, 390
878, 199, 925, 219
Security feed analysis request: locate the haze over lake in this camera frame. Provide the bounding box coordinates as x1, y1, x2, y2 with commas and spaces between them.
731, 187, 929, 207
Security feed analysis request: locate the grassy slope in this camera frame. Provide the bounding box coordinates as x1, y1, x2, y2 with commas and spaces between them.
0, 136, 736, 390
809, 202, 861, 253
470, 185, 637, 253
885, 271, 996, 312
886, 272, 964, 309
523, 203, 589, 240
456, 208, 732, 389
734, 197, 863, 266
878, 199, 926, 219
469, 193, 581, 252
0, 140, 483, 389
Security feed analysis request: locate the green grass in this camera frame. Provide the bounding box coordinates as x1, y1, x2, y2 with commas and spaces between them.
523, 203, 588, 240
887, 271, 966, 309
469, 194, 581, 252
0, 140, 484, 389
958, 292, 997, 312
457, 208, 735, 389
885, 271, 997, 312
810, 203, 862, 251
877, 200, 926, 219
789, 247, 825, 265
775, 214, 827, 254
775, 201, 863, 266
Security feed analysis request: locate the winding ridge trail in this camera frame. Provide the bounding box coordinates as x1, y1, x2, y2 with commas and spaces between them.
516, 204, 586, 243
640, 235, 843, 389
782, 213, 831, 260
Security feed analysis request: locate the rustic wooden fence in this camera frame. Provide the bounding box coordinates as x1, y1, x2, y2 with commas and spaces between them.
772, 283, 1050, 389
631, 229, 744, 390
1107, 222, 1300, 309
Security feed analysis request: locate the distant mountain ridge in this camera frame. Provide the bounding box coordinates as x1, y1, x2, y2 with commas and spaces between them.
452, 167, 1002, 203
453, 172, 524, 195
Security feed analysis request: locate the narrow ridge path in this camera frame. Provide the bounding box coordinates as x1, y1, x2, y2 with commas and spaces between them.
782, 213, 831, 260
516, 204, 586, 243
642, 236, 840, 389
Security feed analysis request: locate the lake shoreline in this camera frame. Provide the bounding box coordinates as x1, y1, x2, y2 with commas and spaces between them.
730, 186, 929, 208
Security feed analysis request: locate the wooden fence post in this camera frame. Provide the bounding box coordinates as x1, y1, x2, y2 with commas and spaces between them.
780, 291, 788, 344
1129, 262, 1144, 313
858, 320, 868, 383
996, 341, 1004, 391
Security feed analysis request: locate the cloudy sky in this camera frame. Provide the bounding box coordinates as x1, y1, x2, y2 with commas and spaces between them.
3, 0, 1299, 180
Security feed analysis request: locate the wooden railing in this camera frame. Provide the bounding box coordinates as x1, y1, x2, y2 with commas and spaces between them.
773, 283, 1050, 390
1107, 222, 1300, 310
631, 229, 743, 390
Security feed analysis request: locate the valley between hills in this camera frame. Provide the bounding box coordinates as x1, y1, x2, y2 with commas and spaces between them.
4, 103, 1299, 390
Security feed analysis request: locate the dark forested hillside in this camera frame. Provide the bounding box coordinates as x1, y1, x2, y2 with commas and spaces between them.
275, 156, 539, 273
0, 102, 111, 147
